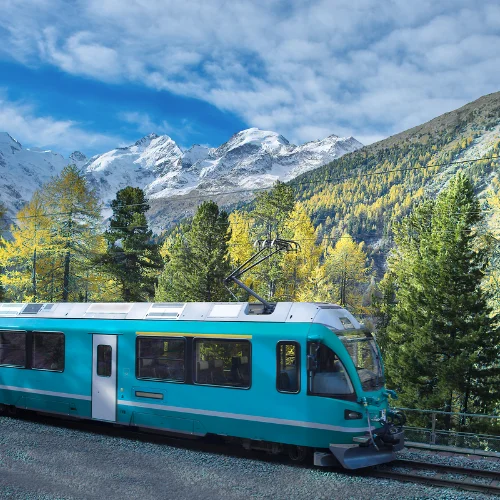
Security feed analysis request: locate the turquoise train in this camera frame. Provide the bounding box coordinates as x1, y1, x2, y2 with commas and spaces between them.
0, 301, 404, 469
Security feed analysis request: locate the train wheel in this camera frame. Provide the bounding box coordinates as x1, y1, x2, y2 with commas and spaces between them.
288, 445, 309, 463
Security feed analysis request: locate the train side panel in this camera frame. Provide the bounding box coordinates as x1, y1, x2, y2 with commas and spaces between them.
0, 316, 378, 451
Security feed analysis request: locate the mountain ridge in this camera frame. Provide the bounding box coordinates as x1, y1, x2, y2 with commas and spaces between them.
0, 127, 362, 229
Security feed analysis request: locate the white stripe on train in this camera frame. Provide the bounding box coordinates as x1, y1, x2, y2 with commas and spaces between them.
0, 385, 374, 433
117, 399, 374, 433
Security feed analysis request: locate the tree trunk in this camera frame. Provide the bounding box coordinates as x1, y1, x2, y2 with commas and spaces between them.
62, 250, 70, 302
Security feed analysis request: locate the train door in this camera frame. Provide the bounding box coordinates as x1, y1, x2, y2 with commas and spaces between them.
91, 334, 117, 421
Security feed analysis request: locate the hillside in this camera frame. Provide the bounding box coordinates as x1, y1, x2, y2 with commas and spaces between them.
290, 92, 500, 272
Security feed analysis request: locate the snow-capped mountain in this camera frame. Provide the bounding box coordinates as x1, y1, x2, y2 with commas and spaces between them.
0, 132, 68, 219
0, 128, 362, 230
85, 128, 362, 208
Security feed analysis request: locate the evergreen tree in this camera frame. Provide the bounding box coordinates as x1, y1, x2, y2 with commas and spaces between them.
380, 173, 500, 422
484, 178, 500, 315
156, 201, 231, 302
102, 187, 162, 301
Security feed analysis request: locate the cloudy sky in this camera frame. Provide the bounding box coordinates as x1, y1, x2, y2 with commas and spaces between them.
0, 0, 499, 156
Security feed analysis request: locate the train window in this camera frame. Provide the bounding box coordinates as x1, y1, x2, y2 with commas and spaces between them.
136, 337, 185, 382
0, 330, 26, 368
97, 345, 112, 377
276, 342, 300, 393
308, 343, 354, 400
32, 332, 65, 372
194, 339, 250, 388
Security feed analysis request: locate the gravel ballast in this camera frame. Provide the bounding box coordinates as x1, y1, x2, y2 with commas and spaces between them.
0, 415, 496, 499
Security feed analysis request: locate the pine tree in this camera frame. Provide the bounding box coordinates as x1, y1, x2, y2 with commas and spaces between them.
381, 173, 500, 422
102, 187, 162, 301
156, 201, 231, 302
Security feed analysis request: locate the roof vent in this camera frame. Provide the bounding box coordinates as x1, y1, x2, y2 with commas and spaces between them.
0, 303, 25, 315
146, 303, 185, 319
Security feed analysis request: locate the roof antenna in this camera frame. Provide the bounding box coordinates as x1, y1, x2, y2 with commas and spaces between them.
224, 238, 300, 313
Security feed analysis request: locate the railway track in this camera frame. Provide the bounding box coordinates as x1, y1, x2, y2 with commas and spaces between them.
7, 411, 500, 496
368, 459, 500, 496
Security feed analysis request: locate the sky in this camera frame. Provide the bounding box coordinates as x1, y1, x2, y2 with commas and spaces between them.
0, 0, 499, 157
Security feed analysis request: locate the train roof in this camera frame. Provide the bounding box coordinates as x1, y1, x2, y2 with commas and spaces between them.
0, 302, 362, 331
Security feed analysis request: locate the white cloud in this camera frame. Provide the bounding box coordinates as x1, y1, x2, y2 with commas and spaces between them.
118, 110, 198, 149
119, 111, 172, 136
0, 0, 499, 144
0, 91, 124, 155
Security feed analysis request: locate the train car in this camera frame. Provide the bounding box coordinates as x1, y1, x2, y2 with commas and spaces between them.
0, 301, 404, 469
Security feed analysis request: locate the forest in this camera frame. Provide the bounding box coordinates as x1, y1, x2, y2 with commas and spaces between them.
0, 159, 500, 436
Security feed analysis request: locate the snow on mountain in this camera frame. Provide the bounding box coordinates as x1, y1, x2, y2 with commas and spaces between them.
142, 128, 362, 200
0, 127, 362, 229
84, 133, 185, 206
0, 132, 68, 219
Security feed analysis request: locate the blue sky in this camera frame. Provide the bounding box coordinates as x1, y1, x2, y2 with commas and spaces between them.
0, 0, 499, 157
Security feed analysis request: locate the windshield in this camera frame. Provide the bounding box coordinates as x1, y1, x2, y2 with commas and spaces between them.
336, 330, 384, 392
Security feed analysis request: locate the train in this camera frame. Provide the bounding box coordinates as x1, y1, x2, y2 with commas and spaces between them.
0, 300, 404, 469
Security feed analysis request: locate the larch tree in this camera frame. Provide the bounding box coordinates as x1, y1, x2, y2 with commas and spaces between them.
379, 173, 500, 423
0, 193, 53, 301
250, 181, 295, 301
41, 165, 104, 302
321, 234, 371, 309
102, 186, 163, 302
227, 210, 256, 300
281, 202, 321, 300
0, 203, 4, 302
156, 201, 231, 302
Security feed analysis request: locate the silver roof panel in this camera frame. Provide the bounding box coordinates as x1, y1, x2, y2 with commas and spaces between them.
0, 302, 361, 328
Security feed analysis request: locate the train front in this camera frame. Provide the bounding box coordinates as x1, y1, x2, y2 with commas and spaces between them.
307, 305, 405, 469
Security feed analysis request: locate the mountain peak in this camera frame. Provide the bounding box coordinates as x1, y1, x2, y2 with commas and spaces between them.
69, 151, 87, 162
134, 133, 160, 148
0, 132, 22, 150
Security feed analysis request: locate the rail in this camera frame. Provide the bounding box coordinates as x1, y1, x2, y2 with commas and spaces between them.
367, 459, 500, 495
395, 407, 500, 455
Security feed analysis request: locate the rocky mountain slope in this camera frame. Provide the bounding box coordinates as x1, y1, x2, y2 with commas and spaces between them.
0, 132, 68, 219
0, 128, 362, 229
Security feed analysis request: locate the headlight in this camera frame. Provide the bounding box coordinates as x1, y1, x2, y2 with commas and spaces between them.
344, 409, 363, 420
